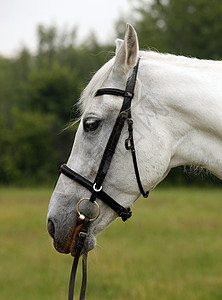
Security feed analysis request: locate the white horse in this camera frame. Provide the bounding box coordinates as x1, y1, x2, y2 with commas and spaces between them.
47, 24, 222, 255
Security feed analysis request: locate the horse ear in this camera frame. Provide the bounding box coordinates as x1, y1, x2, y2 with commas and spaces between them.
113, 24, 139, 75
115, 39, 124, 55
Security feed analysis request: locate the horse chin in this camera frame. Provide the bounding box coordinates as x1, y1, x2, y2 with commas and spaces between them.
52, 239, 70, 254
52, 233, 96, 257
70, 234, 96, 257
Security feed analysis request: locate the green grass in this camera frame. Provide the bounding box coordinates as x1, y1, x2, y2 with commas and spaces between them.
0, 187, 222, 299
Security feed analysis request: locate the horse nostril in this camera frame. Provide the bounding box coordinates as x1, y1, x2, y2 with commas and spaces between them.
47, 219, 55, 239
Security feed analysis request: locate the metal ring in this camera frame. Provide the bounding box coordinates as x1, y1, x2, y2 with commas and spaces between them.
93, 183, 102, 192
76, 198, 100, 222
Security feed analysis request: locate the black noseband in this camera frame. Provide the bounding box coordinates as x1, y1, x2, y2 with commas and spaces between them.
60, 164, 132, 221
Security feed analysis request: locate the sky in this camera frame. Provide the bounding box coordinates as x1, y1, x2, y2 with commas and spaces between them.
0, 0, 131, 57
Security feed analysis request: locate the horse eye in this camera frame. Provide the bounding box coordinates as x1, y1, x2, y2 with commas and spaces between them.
83, 119, 101, 132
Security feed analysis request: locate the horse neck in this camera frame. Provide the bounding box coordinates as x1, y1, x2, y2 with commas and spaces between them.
140, 53, 222, 180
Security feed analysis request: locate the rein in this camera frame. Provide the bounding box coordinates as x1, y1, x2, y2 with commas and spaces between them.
60, 58, 149, 299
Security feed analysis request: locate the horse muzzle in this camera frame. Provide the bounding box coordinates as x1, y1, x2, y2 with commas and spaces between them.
47, 198, 100, 256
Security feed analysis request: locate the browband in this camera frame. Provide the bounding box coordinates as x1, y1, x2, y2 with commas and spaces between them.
95, 88, 134, 98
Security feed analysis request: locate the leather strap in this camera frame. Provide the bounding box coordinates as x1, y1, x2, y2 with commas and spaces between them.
125, 119, 149, 198
90, 59, 140, 201
68, 217, 90, 300
60, 164, 132, 221
68, 255, 87, 300
92, 57, 149, 199
95, 88, 133, 98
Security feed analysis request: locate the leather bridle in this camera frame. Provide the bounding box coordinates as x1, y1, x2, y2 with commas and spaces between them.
60, 58, 149, 300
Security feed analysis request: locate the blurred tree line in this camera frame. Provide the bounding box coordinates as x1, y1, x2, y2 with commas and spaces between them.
0, 25, 114, 185
1, 0, 222, 186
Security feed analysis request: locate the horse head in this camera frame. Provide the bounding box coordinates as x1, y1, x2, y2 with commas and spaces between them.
47, 24, 177, 255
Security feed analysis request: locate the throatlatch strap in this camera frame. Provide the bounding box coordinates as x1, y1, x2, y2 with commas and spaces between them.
125, 103, 149, 198
125, 123, 149, 198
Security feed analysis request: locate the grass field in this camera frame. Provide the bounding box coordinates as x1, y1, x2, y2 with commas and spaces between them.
0, 187, 222, 300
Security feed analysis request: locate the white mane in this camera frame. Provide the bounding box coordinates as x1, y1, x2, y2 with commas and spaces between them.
140, 50, 222, 67
78, 58, 114, 114
78, 50, 222, 116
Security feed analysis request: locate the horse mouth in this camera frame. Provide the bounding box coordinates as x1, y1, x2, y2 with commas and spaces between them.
52, 227, 96, 257
47, 216, 96, 256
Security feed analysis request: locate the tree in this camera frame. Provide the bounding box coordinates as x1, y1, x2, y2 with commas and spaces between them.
25, 65, 80, 121
0, 24, 113, 185
115, 0, 222, 186
121, 0, 222, 59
